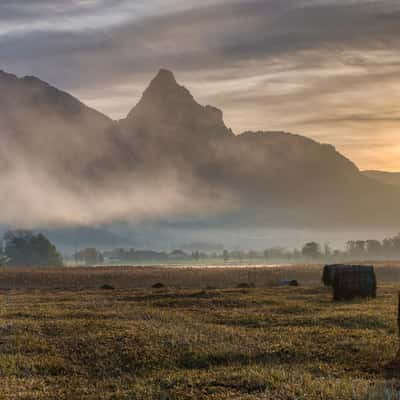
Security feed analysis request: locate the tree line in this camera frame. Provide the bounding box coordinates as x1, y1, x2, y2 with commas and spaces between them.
72, 233, 400, 265
2, 230, 400, 267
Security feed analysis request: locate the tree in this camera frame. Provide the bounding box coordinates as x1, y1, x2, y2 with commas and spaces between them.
265, 247, 287, 260
302, 242, 321, 259
324, 243, 332, 258
4, 230, 63, 267
382, 233, 400, 257
366, 240, 382, 256
346, 240, 366, 257
389, 234, 400, 256
75, 248, 104, 265
248, 250, 258, 260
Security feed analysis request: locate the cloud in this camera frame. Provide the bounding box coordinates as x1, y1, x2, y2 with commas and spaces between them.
3, 1, 400, 83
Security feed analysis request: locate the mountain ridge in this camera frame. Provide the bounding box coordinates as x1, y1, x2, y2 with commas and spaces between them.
363, 170, 400, 186
0, 67, 399, 231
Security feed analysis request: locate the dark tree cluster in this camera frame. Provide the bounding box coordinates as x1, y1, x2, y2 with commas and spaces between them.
2, 230, 63, 267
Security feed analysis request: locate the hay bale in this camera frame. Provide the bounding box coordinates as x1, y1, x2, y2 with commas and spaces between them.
323, 264, 375, 287
152, 282, 166, 289
333, 266, 376, 301
323, 264, 346, 286
236, 282, 255, 289
100, 284, 115, 290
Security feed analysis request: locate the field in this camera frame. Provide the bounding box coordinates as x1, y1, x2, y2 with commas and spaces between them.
1, 264, 400, 399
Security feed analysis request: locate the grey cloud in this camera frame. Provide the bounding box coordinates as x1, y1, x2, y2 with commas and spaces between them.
3, 0, 400, 86
0, 0, 125, 22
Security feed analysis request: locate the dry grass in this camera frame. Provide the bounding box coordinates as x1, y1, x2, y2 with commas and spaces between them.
0, 265, 400, 399
0, 262, 400, 290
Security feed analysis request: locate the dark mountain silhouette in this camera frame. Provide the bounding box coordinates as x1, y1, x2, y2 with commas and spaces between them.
123, 69, 233, 139
364, 170, 400, 187
0, 67, 399, 233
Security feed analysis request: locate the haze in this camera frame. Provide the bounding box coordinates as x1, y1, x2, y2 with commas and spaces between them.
1, 0, 400, 171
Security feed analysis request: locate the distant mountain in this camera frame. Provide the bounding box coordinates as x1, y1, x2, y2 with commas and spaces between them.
0, 67, 399, 235
364, 170, 400, 186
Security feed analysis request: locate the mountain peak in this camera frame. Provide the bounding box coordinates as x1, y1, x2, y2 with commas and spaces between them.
123, 68, 233, 138
145, 68, 188, 98
125, 68, 195, 121
152, 69, 177, 86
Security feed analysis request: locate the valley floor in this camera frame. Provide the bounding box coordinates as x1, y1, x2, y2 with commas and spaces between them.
0, 269, 399, 399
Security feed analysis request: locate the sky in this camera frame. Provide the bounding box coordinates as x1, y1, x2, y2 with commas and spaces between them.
1, 0, 400, 171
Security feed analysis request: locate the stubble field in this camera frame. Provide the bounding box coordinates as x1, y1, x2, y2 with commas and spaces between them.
0, 264, 399, 399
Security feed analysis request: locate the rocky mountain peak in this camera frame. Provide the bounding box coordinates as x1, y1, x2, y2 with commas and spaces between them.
136, 68, 194, 107
123, 69, 232, 138
151, 68, 178, 87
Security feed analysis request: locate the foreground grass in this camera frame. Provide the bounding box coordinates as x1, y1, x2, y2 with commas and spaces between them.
0, 285, 399, 399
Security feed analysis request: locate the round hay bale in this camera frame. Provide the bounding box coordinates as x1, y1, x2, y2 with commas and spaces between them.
236, 282, 255, 289
100, 284, 115, 290
152, 282, 166, 289
333, 266, 376, 301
